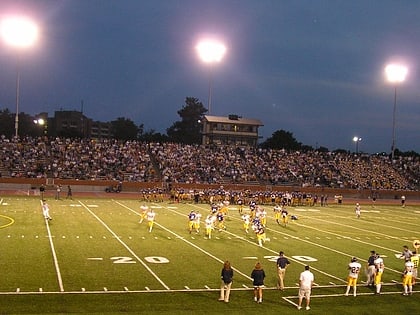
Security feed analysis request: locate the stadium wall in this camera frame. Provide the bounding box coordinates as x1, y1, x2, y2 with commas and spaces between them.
0, 178, 418, 201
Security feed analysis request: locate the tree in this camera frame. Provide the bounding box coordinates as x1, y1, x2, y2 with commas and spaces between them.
166, 97, 207, 144
259, 130, 302, 150
0, 109, 14, 137
111, 117, 140, 140
138, 129, 169, 143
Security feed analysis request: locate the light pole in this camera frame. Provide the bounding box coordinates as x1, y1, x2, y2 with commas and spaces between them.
1, 16, 38, 138
385, 63, 408, 160
196, 39, 226, 114
352, 136, 361, 154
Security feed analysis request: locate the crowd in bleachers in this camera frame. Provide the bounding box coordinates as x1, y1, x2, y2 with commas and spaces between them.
0, 136, 418, 191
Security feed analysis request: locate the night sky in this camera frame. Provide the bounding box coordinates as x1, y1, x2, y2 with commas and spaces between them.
0, 0, 419, 153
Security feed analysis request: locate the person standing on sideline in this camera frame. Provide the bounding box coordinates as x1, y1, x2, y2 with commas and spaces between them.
373, 253, 384, 294
366, 250, 376, 286
42, 200, 52, 221
297, 265, 314, 310
402, 259, 414, 295
251, 262, 266, 304
55, 185, 61, 200
276, 251, 290, 290
39, 184, 46, 200
219, 260, 233, 303
66, 185, 73, 200
401, 195, 406, 207
355, 203, 361, 219
345, 257, 362, 296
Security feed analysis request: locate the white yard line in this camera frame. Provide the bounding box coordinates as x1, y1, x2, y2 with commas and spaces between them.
114, 201, 253, 281
40, 201, 64, 292
78, 201, 170, 290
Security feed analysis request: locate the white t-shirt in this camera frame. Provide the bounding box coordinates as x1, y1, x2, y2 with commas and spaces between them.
299, 270, 314, 288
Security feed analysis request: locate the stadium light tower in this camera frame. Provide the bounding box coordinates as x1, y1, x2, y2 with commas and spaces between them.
385, 63, 408, 160
1, 16, 39, 138
352, 136, 362, 154
196, 39, 226, 114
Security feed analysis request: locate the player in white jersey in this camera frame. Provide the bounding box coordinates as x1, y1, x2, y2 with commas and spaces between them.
373, 254, 384, 294
205, 215, 214, 239
402, 260, 414, 295
146, 209, 156, 232
345, 257, 362, 296
355, 203, 361, 219
193, 211, 202, 234
42, 200, 52, 221
139, 205, 149, 223
241, 213, 251, 233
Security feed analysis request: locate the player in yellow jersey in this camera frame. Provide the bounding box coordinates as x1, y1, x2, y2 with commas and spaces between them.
274, 205, 281, 225
410, 251, 419, 285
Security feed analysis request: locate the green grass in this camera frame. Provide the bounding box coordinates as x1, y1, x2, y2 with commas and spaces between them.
0, 196, 419, 314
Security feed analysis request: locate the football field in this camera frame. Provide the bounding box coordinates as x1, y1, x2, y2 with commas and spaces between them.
0, 195, 419, 314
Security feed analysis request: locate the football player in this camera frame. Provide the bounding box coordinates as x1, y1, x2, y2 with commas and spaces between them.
345, 257, 362, 296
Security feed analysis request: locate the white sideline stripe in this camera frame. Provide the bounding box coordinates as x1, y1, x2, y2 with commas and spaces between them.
40, 201, 64, 292
79, 201, 170, 290
2, 285, 415, 295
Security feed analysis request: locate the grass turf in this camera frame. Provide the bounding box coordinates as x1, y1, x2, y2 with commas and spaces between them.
0, 196, 419, 314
